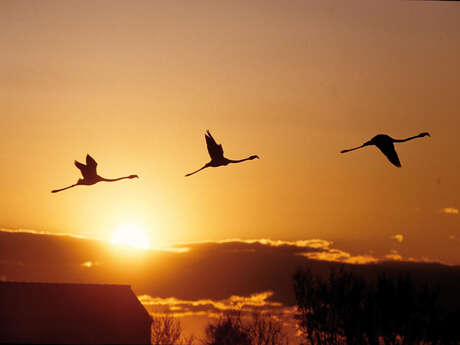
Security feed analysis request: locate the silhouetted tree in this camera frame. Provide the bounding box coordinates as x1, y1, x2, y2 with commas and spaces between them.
246, 312, 290, 345
203, 312, 251, 345
151, 315, 195, 345
293, 268, 352, 345
375, 274, 441, 345
202, 311, 290, 345
293, 267, 458, 345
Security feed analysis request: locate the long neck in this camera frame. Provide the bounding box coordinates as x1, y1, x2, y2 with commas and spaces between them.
51, 183, 78, 193
227, 157, 253, 164
100, 176, 132, 182
393, 134, 422, 143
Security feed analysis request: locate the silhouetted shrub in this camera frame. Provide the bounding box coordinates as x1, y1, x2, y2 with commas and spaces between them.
151, 315, 195, 345
247, 312, 290, 345
203, 312, 252, 345
203, 311, 290, 345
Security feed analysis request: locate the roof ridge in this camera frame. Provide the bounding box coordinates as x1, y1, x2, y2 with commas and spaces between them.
0, 281, 131, 287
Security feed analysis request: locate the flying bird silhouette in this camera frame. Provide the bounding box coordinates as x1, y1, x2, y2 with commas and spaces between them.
340, 132, 430, 167
51, 154, 138, 193
185, 130, 259, 177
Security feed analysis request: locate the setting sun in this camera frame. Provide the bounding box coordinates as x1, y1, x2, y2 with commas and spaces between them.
111, 224, 150, 250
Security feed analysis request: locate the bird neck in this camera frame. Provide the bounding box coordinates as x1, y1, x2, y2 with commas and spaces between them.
393, 134, 423, 143
227, 157, 252, 164
100, 176, 131, 182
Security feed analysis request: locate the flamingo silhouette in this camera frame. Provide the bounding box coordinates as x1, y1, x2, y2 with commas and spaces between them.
340, 132, 430, 167
51, 154, 138, 193
185, 130, 259, 177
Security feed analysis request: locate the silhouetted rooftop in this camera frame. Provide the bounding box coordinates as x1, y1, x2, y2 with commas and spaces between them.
0, 281, 152, 344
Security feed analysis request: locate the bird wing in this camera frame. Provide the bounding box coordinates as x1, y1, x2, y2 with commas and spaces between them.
74, 155, 98, 179
377, 142, 401, 167
205, 130, 224, 160
74, 160, 88, 178
86, 154, 98, 173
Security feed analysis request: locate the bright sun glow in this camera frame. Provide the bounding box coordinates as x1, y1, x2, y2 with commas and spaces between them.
111, 224, 150, 250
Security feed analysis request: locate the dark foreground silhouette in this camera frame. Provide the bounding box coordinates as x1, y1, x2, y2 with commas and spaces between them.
294, 267, 460, 345
0, 282, 151, 345
203, 312, 289, 345
340, 132, 430, 167
51, 154, 138, 193
150, 312, 289, 345
185, 130, 259, 177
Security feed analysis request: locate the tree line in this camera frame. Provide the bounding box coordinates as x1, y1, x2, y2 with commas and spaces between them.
151, 312, 290, 345
150, 267, 460, 345
293, 267, 459, 345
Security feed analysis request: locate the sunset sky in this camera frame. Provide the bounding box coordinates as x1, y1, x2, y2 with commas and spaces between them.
1, 0, 460, 267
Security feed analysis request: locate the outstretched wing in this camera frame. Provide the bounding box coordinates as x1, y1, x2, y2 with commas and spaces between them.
85, 154, 98, 177
74, 160, 86, 175
205, 130, 224, 160
377, 142, 401, 167
86, 154, 97, 170
73, 155, 98, 179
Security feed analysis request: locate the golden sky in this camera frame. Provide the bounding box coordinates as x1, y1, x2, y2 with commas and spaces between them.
1, 0, 460, 264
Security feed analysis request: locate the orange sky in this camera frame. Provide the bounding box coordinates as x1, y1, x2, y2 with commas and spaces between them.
1, 0, 460, 264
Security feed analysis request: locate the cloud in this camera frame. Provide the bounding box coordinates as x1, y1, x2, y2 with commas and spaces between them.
1, 228, 458, 309
384, 250, 403, 261
1, 229, 331, 254
390, 234, 404, 243
138, 291, 298, 339
139, 292, 300, 342
154, 246, 190, 253
0, 229, 418, 267
138, 290, 283, 315
406, 256, 441, 264
440, 208, 459, 215
0, 229, 331, 255
166, 238, 333, 253
0, 228, 89, 239
301, 249, 379, 264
